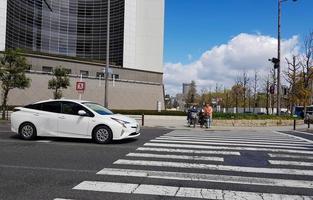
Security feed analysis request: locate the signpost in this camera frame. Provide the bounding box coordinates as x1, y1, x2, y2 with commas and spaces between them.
76, 75, 85, 100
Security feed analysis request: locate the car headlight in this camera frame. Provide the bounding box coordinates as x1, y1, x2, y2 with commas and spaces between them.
111, 118, 130, 128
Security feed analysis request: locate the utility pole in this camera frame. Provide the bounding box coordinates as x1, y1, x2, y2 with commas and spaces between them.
104, 0, 110, 108
277, 0, 282, 116
277, 0, 298, 115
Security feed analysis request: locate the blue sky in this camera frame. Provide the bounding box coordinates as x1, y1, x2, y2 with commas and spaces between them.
164, 0, 313, 64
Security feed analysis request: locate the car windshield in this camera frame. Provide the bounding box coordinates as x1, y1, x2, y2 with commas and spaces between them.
83, 102, 113, 115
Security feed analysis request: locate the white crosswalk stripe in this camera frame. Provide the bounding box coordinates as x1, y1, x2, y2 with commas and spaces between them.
96, 168, 313, 188
137, 147, 241, 155
61, 130, 313, 200
126, 152, 224, 162
144, 142, 313, 154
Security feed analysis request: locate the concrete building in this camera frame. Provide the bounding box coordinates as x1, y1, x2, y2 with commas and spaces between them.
0, 0, 165, 110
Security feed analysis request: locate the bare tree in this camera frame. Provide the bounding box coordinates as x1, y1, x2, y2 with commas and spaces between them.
242, 71, 249, 113
300, 31, 313, 113
285, 55, 301, 115
253, 70, 259, 113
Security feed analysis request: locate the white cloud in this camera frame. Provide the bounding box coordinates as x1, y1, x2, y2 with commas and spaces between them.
187, 54, 193, 61
164, 33, 300, 95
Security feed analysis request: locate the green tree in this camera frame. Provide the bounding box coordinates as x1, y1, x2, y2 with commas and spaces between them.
48, 67, 70, 99
0, 49, 31, 119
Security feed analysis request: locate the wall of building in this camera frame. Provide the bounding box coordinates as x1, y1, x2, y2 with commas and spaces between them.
7, 73, 165, 110
25, 54, 163, 84
0, 0, 7, 51
123, 0, 164, 73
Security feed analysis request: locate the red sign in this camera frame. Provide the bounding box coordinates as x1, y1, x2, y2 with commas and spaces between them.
76, 81, 85, 92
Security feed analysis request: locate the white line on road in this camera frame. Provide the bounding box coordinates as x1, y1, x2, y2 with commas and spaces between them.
144, 142, 313, 155
273, 131, 313, 144
159, 135, 310, 144
136, 147, 241, 155
150, 139, 312, 150
73, 181, 313, 200
156, 137, 312, 147
164, 134, 296, 140
126, 152, 224, 162
114, 159, 313, 176
269, 160, 313, 167
97, 167, 313, 189
268, 153, 313, 160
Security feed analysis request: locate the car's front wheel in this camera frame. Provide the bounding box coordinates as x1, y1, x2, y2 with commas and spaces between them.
93, 125, 113, 144
19, 122, 37, 140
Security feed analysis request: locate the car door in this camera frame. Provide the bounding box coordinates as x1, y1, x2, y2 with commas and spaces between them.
58, 101, 93, 138
38, 101, 61, 137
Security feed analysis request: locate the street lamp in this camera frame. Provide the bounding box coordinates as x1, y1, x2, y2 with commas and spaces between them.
277, 0, 297, 115
104, 0, 110, 108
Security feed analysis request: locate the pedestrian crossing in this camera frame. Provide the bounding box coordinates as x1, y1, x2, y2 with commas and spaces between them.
55, 130, 313, 200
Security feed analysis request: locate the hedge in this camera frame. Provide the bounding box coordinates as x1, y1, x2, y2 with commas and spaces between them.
112, 110, 296, 120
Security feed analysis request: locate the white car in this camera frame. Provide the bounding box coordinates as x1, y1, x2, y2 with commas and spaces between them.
11, 99, 140, 144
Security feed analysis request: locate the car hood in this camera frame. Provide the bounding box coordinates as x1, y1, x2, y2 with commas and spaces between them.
110, 114, 138, 124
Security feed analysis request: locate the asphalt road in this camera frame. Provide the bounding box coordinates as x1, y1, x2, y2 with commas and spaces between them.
1, 123, 313, 200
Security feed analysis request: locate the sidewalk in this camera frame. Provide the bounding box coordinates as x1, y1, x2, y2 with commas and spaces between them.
129, 115, 304, 131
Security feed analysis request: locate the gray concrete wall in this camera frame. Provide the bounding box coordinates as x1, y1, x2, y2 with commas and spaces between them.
7, 73, 165, 110
25, 54, 163, 84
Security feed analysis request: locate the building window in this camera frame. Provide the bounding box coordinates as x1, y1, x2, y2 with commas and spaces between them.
64, 68, 72, 74
80, 70, 89, 78
112, 74, 119, 79
96, 72, 104, 78
42, 66, 53, 73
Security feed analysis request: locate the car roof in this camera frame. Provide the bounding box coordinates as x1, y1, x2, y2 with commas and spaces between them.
33, 99, 92, 104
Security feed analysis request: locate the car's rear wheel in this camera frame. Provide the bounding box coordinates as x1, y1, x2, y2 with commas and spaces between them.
93, 125, 113, 144
19, 122, 37, 140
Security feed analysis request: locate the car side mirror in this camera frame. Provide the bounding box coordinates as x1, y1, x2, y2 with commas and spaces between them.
78, 110, 87, 116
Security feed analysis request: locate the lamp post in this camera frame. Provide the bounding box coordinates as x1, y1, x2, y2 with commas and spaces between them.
277, 0, 297, 115
104, 0, 110, 108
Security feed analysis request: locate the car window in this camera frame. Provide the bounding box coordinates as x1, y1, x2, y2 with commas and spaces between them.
82, 102, 113, 115
25, 103, 42, 110
62, 101, 94, 117
41, 101, 61, 113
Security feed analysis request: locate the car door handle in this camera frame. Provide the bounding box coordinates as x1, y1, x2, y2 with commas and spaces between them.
33, 113, 40, 116
58, 116, 66, 119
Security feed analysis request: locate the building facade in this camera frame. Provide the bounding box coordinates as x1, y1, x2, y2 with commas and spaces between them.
0, 0, 165, 110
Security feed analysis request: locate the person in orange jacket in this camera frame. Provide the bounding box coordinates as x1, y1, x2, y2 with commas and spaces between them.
203, 103, 213, 128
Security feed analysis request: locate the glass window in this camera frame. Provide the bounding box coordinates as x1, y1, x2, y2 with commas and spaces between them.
83, 102, 113, 115
24, 103, 42, 110
42, 66, 53, 73
41, 101, 61, 113
80, 70, 89, 78
62, 101, 94, 117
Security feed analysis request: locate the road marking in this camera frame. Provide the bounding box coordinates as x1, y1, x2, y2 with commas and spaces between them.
133, 184, 178, 196
73, 181, 313, 200
35, 140, 52, 143
273, 131, 313, 144
149, 140, 312, 150
137, 147, 241, 155
73, 181, 139, 193
156, 137, 312, 147
164, 134, 297, 140
159, 135, 310, 144
114, 159, 313, 176
268, 153, 313, 160
126, 152, 224, 162
0, 164, 97, 174
144, 142, 313, 154
269, 160, 313, 167
97, 168, 313, 189
54, 199, 74, 200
